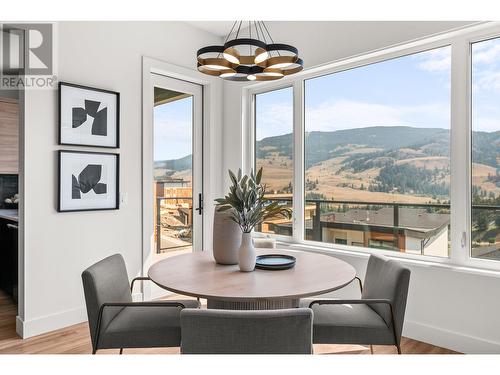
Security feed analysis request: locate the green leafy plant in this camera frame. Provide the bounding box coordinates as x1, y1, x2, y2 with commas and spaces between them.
215, 167, 292, 233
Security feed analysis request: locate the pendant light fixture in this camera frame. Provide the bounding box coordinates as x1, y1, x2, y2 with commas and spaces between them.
197, 21, 304, 81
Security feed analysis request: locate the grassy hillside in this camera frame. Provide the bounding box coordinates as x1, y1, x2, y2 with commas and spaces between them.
303, 126, 450, 168
255, 126, 499, 203
154, 154, 192, 180
472, 131, 500, 168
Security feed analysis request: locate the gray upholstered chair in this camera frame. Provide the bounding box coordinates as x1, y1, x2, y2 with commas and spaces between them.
81, 254, 200, 354
300, 254, 411, 354
180, 308, 313, 354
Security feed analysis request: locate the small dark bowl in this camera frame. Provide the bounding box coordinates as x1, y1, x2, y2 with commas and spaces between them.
4, 202, 18, 209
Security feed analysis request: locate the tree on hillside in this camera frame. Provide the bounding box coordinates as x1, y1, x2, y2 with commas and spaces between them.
495, 216, 500, 228
476, 213, 489, 232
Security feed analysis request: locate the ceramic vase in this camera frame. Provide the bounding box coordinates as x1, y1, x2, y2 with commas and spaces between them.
238, 232, 256, 272
212, 208, 240, 265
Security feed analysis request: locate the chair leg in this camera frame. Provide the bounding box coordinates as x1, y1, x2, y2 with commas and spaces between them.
119, 348, 123, 355
370, 345, 374, 354
396, 344, 402, 354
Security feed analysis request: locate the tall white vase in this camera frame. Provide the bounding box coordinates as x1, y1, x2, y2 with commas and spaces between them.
238, 232, 256, 272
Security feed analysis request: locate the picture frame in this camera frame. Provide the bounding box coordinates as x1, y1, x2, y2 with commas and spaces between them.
58, 150, 119, 212
58, 82, 120, 148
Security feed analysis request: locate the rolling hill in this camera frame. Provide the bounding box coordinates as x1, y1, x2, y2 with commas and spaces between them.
154, 154, 192, 180
256, 126, 500, 201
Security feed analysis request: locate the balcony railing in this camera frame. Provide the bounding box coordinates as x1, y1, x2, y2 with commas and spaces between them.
153, 195, 500, 258
261, 197, 500, 257
156, 196, 193, 253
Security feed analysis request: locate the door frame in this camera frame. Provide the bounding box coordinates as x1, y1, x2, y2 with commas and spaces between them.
141, 57, 222, 300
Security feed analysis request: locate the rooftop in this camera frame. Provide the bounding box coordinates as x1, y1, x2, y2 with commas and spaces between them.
322, 207, 450, 233
274, 207, 450, 235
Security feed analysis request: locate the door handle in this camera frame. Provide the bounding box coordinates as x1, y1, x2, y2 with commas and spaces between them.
195, 193, 203, 215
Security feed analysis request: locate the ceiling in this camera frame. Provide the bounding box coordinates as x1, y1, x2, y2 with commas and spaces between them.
185, 21, 479, 40
185, 21, 236, 37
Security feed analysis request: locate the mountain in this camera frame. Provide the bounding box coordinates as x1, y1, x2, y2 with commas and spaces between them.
154, 154, 192, 172
472, 131, 500, 168
154, 155, 192, 180
255, 126, 500, 199
257, 126, 450, 168
257, 126, 500, 169
306, 126, 451, 168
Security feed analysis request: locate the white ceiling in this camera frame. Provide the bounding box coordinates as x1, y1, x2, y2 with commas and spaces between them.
185, 21, 478, 40
185, 21, 236, 37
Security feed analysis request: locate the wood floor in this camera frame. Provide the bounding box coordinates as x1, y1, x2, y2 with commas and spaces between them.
0, 290, 458, 354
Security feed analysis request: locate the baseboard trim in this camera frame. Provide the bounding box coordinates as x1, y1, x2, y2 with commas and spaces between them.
20, 306, 87, 339
15, 315, 24, 338
19, 292, 143, 339
404, 319, 500, 354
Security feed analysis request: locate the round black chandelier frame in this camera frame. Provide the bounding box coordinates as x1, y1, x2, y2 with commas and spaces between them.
196, 21, 304, 81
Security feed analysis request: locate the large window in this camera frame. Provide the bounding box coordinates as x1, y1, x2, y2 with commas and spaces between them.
255, 87, 294, 236
249, 25, 500, 269
303, 47, 452, 257
471, 37, 500, 261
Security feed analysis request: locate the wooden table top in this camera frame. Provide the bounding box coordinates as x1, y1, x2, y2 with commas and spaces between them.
148, 249, 356, 301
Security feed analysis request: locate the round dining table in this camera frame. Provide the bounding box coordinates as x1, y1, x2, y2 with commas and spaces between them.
148, 248, 356, 310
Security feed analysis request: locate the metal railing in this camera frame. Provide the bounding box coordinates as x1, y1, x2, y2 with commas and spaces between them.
153, 194, 500, 255
262, 196, 500, 254
156, 196, 193, 253
262, 197, 449, 246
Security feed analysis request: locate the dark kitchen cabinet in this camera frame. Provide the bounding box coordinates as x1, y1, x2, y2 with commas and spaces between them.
0, 218, 18, 302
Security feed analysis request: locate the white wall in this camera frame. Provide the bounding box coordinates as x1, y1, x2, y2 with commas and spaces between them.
21, 21, 222, 337
221, 21, 500, 354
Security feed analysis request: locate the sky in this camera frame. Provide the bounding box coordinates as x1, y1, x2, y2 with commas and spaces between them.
472, 37, 500, 133
154, 96, 192, 161
256, 45, 452, 141
256, 39, 500, 141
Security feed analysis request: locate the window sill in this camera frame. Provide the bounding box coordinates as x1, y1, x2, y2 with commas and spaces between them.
272, 239, 500, 279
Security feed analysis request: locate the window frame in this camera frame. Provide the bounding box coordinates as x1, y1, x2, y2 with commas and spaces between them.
250, 83, 296, 243
243, 22, 500, 272
468, 33, 500, 268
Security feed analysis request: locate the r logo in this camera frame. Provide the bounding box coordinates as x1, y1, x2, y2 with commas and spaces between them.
2, 23, 53, 75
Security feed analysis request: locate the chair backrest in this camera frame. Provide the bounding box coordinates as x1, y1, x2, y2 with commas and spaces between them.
180, 308, 313, 354
81, 254, 132, 345
361, 254, 411, 343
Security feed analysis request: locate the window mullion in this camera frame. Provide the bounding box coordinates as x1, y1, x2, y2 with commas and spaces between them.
450, 37, 470, 266
244, 91, 255, 176
293, 80, 304, 243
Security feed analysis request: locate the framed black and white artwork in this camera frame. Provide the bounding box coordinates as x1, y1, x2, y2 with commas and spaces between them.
58, 150, 119, 212
59, 82, 120, 148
